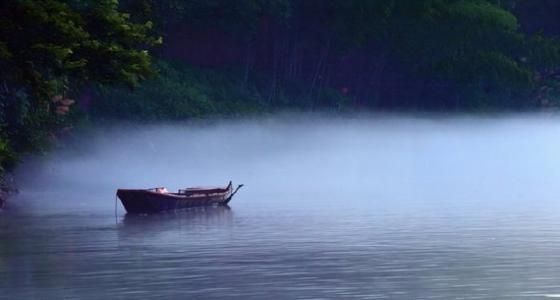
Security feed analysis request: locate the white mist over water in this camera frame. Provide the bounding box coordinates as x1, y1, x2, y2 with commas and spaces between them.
14, 113, 560, 215
4, 113, 560, 299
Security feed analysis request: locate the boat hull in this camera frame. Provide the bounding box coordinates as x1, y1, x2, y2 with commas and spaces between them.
117, 189, 233, 214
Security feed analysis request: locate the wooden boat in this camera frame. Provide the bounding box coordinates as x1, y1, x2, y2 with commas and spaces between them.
117, 181, 243, 214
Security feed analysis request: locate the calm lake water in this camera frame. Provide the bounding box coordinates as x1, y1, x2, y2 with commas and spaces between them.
2, 114, 560, 299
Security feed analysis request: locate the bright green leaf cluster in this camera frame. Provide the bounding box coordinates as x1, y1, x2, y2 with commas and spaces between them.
0, 0, 161, 100
0, 0, 160, 170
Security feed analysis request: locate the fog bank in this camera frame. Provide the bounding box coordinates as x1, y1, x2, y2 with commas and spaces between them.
13, 113, 560, 215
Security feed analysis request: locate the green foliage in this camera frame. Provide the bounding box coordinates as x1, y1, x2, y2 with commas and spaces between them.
328, 0, 395, 47
0, 0, 160, 171
92, 60, 266, 120
0, 137, 16, 172
0, 87, 52, 170
323, 0, 539, 108
92, 59, 350, 120
0, 0, 160, 99
76, 0, 560, 116
111, 0, 560, 110
150, 0, 265, 35
526, 35, 560, 71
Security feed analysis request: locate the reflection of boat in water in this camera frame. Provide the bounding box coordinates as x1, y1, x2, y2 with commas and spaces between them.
120, 205, 234, 231
117, 181, 243, 214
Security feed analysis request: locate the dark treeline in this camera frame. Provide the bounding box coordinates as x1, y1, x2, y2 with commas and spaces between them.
93, 0, 560, 121
135, 0, 560, 108
2, 0, 560, 173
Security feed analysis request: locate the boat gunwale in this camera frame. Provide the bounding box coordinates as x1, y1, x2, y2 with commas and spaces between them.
116, 189, 232, 199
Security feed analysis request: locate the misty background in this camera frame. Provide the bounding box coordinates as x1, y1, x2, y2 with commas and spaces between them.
14, 113, 560, 215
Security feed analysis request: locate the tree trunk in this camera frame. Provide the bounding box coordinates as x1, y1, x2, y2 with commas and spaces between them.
309, 39, 331, 105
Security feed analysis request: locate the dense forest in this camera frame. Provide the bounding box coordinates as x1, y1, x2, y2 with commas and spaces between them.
1, 0, 560, 174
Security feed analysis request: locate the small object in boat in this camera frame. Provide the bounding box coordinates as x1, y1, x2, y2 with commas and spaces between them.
117, 181, 243, 214
155, 187, 168, 193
